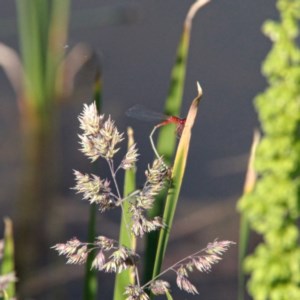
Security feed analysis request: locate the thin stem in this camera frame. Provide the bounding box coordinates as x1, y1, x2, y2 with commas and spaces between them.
114, 155, 127, 175
141, 245, 212, 289
116, 189, 140, 206
135, 266, 141, 287
150, 125, 168, 169
110, 193, 120, 201
149, 125, 161, 160
114, 164, 122, 176
106, 159, 121, 199
106, 158, 133, 244
108, 161, 143, 290
119, 203, 132, 235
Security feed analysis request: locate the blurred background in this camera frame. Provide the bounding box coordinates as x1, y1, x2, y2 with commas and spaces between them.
0, 1, 277, 299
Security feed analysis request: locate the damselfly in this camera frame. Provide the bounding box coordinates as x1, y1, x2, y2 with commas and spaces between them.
126, 104, 186, 160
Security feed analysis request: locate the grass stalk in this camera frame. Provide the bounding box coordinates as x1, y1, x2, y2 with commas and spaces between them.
13, 1, 71, 285
151, 83, 203, 284
113, 127, 137, 300
144, 0, 210, 285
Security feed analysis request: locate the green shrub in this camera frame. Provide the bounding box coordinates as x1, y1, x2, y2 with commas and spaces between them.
238, 1, 300, 299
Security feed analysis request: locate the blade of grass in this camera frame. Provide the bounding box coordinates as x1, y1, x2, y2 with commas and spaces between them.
45, 0, 70, 102
16, 0, 70, 111
16, 0, 47, 110
113, 127, 137, 300
151, 82, 203, 282
238, 130, 260, 300
166, 290, 174, 300
13, 0, 73, 283
157, 0, 210, 163
0, 218, 16, 299
83, 71, 102, 300
144, 0, 210, 284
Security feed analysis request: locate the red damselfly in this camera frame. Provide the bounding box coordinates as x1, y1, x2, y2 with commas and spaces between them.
126, 104, 186, 160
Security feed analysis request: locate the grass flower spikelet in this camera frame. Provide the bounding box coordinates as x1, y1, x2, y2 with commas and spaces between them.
0, 272, 17, 294
149, 280, 170, 295
79, 102, 103, 136
120, 143, 139, 170
78, 102, 123, 161
73, 170, 115, 212
124, 285, 150, 300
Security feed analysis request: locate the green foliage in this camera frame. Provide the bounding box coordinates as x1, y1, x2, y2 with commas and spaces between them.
166, 290, 174, 300
151, 84, 203, 284
143, 23, 190, 286
238, 1, 300, 299
144, 0, 210, 285
113, 127, 137, 300
16, 0, 70, 113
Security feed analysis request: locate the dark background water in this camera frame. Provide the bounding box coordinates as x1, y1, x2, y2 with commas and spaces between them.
0, 1, 277, 299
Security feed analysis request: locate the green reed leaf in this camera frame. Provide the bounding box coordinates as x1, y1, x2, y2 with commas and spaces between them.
166, 290, 174, 300
16, 0, 70, 112
144, 0, 210, 285
151, 83, 203, 283
113, 127, 137, 300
